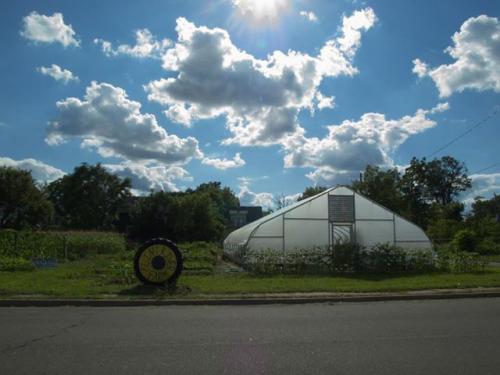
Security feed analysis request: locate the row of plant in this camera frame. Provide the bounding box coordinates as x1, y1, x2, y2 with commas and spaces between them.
0, 229, 127, 263
243, 243, 487, 275
0, 229, 221, 276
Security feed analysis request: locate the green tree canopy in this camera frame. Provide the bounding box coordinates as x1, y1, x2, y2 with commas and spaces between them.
352, 165, 404, 213
470, 194, 500, 221
194, 182, 239, 222
298, 186, 328, 201
130, 190, 225, 242
47, 163, 131, 230
0, 166, 53, 229
401, 156, 471, 206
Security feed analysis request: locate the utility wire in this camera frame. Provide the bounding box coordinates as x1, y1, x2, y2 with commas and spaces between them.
471, 161, 500, 175
426, 106, 500, 158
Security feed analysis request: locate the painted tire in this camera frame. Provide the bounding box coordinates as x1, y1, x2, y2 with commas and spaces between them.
134, 238, 183, 286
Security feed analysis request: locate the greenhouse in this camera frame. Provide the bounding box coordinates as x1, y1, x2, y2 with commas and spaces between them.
223, 186, 431, 263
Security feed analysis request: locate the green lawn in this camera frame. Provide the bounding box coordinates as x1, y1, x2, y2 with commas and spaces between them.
1, 255, 500, 298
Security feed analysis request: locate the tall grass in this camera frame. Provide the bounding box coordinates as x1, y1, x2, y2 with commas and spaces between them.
0, 230, 126, 260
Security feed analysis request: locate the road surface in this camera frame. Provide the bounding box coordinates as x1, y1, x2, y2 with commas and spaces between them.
1, 298, 500, 374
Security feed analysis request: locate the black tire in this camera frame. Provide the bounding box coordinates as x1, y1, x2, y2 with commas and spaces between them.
134, 238, 183, 286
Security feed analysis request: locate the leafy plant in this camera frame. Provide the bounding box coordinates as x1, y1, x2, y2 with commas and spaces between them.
452, 229, 477, 252
0, 256, 35, 272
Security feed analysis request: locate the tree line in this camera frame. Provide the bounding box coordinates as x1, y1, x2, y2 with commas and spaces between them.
0, 157, 498, 250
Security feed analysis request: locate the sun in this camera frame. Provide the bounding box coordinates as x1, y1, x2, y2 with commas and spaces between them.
232, 0, 290, 25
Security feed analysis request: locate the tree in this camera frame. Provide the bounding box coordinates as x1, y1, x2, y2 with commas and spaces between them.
175, 193, 225, 242
401, 156, 471, 206
352, 165, 404, 213
194, 182, 239, 223
400, 156, 471, 228
298, 186, 328, 201
130, 190, 225, 242
0, 166, 53, 229
47, 163, 131, 230
470, 194, 500, 221
129, 192, 178, 240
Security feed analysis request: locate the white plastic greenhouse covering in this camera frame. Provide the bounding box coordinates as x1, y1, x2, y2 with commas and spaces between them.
223, 186, 431, 262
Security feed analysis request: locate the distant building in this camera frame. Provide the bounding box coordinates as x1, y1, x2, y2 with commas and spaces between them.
228, 206, 263, 228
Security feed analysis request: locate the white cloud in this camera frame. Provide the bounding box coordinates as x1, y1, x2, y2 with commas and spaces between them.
412, 58, 428, 78
337, 8, 377, 57
429, 102, 450, 114
300, 11, 318, 23
0, 157, 65, 183
46, 81, 202, 165
145, 10, 376, 147
315, 92, 335, 110
104, 162, 192, 193
21, 11, 79, 47
237, 177, 274, 209
413, 15, 500, 97
236, 177, 299, 209
232, 0, 290, 25
462, 173, 500, 203
94, 29, 172, 59
305, 167, 359, 186
284, 104, 449, 185
202, 153, 245, 170
37, 64, 79, 84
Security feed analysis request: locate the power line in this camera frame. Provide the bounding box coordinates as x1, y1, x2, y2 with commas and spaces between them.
427, 106, 500, 158
471, 161, 500, 175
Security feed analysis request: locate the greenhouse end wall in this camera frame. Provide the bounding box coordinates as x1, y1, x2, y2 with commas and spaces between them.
223, 186, 431, 264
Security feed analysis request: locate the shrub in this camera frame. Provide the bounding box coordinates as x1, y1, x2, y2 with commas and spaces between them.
244, 248, 284, 274
476, 238, 500, 255
0, 256, 35, 272
435, 246, 486, 273
405, 249, 436, 272
332, 243, 363, 272
452, 229, 477, 252
361, 243, 407, 273
242, 242, 486, 275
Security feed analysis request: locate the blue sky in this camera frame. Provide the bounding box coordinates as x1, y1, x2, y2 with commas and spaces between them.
1, 0, 499, 208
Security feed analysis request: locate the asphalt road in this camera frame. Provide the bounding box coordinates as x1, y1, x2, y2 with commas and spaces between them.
1, 298, 500, 375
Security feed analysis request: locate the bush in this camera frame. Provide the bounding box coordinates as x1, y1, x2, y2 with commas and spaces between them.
405, 249, 436, 272
244, 248, 285, 274
332, 243, 363, 272
435, 246, 486, 273
360, 243, 407, 273
241, 242, 488, 275
476, 238, 500, 255
452, 229, 477, 252
0, 256, 35, 272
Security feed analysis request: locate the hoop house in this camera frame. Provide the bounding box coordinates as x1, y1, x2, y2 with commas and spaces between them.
223, 186, 431, 263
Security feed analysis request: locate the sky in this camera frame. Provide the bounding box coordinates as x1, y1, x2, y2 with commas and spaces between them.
0, 0, 499, 208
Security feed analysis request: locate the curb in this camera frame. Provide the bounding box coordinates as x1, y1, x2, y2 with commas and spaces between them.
1, 289, 500, 307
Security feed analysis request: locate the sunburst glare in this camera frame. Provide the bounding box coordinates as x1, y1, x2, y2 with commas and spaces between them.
232, 0, 291, 26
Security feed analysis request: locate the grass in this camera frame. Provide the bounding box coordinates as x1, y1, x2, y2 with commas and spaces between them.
1, 254, 500, 298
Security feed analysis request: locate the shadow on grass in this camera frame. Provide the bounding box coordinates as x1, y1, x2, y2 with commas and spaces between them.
118, 284, 191, 297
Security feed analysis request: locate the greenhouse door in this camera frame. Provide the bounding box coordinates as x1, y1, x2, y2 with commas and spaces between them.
331, 224, 353, 245
328, 194, 355, 247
